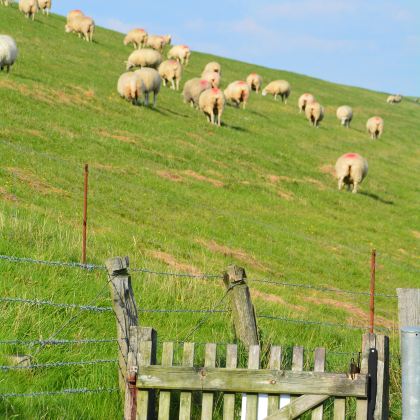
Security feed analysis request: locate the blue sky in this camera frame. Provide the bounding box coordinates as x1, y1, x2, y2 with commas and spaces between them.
55, 0, 420, 96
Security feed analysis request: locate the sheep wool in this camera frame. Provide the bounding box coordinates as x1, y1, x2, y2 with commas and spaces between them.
158, 60, 182, 90
146, 35, 165, 52
182, 78, 212, 108
366, 116, 384, 139
67, 9, 84, 23
124, 28, 148, 49
0, 35, 18, 73
336, 105, 353, 128
19, 0, 38, 20
201, 70, 221, 88
224, 81, 250, 109
262, 80, 291, 103
387, 94, 402, 104
117, 72, 144, 105
134, 67, 161, 107
298, 93, 315, 113
203, 62, 221, 75
335, 153, 368, 194
65, 16, 95, 42
126, 49, 162, 70
168, 45, 191, 66
246, 72, 263, 94
199, 87, 225, 127
305, 102, 324, 127
37, 0, 51, 15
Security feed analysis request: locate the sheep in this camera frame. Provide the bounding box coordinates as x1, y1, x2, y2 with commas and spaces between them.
124, 28, 148, 49
1, 0, 12, 6
335, 153, 368, 193
201, 70, 221, 88
19, 0, 38, 20
158, 59, 182, 90
246, 72, 262, 94
117, 72, 143, 105
0, 35, 18, 73
168, 45, 191, 66
37, 0, 51, 15
134, 67, 161, 107
199, 87, 225, 127
224, 81, 250, 109
336, 105, 353, 128
305, 102, 324, 127
126, 48, 162, 70
65, 16, 95, 42
298, 93, 315, 113
387, 94, 402, 104
161, 35, 172, 46
182, 78, 212, 108
366, 116, 384, 139
262, 80, 291, 103
146, 35, 166, 52
203, 61, 221, 75
67, 9, 83, 23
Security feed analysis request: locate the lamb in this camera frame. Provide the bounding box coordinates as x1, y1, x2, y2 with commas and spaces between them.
0, 35, 18, 73
366, 116, 384, 139
203, 62, 221, 75
182, 78, 212, 108
146, 35, 166, 52
117, 72, 143, 105
124, 29, 148, 49
298, 93, 315, 113
65, 16, 95, 42
201, 70, 221, 88
19, 0, 38, 20
305, 102, 324, 127
335, 153, 368, 193
37, 0, 51, 15
246, 72, 262, 94
67, 9, 83, 23
168, 45, 191, 66
198, 88, 225, 127
126, 48, 162, 70
134, 67, 161, 107
262, 80, 291, 103
224, 81, 250, 109
387, 94, 402, 104
336, 105, 353, 128
158, 59, 182, 90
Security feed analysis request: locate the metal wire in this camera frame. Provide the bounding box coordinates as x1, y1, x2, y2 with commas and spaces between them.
0, 359, 117, 371
0, 387, 119, 399
0, 338, 120, 346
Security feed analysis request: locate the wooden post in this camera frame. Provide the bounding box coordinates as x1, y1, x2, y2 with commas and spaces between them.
397, 288, 420, 332
370, 249, 376, 333
223, 265, 258, 348
106, 256, 138, 393
82, 163, 89, 264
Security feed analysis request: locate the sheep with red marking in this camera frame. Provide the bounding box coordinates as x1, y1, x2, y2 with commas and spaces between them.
126, 48, 162, 70
224, 81, 250, 109
298, 93, 315, 113
67, 9, 83, 23
203, 62, 221, 75
37, 0, 51, 15
336, 105, 353, 128
201, 70, 221, 88
65, 15, 95, 42
146, 35, 165, 52
366, 116, 384, 139
168, 45, 191, 66
182, 78, 211, 108
19, 0, 38, 20
246, 72, 262, 94
117, 72, 143, 105
158, 59, 182, 90
134, 68, 161, 107
124, 29, 148, 49
262, 80, 291, 103
335, 153, 368, 193
199, 87, 225, 126
305, 102, 324, 127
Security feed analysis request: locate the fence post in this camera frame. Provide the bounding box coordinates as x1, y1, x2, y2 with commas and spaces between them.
106, 256, 138, 394
397, 288, 420, 333
223, 265, 258, 348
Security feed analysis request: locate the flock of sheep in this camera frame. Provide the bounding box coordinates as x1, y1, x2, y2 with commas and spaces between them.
0, 2, 407, 194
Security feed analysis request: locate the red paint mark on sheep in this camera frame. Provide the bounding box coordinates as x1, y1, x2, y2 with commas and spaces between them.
182, 45, 189, 49
200, 80, 209, 86
237, 81, 246, 85
345, 153, 358, 159
212, 88, 220, 93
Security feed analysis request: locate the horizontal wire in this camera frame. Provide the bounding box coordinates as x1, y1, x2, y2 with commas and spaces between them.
0, 359, 117, 371
0, 387, 119, 399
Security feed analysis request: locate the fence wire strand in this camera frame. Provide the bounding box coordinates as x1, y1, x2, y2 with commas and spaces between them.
0, 387, 119, 399
1, 359, 117, 371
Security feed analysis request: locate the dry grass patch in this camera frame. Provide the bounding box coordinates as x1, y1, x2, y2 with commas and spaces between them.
411, 230, 420, 239
156, 170, 183, 182
0, 187, 18, 202
251, 289, 307, 311
149, 250, 201, 275
183, 170, 224, 188
320, 164, 336, 177
96, 129, 138, 144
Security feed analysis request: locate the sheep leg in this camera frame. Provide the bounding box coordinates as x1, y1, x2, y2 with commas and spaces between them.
242, 102, 246, 110
210, 113, 215, 125
274, 94, 277, 101
176, 79, 179, 91
338, 179, 344, 190
6, 65, 10, 73
162, 79, 166, 87
153, 92, 157, 107
170, 79, 175, 90
352, 182, 359, 193
218, 111, 222, 127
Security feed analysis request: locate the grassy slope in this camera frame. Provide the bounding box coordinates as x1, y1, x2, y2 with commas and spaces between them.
0, 5, 419, 418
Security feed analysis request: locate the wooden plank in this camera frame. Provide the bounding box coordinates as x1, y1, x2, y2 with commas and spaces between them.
291, 346, 304, 416
223, 344, 237, 420
311, 348, 326, 420
268, 346, 282, 415
137, 366, 367, 397
201, 343, 216, 420
158, 342, 174, 420
137, 340, 154, 420
246, 345, 260, 420
179, 343, 195, 420
333, 398, 346, 419
124, 351, 137, 420
397, 289, 420, 333
374, 335, 389, 420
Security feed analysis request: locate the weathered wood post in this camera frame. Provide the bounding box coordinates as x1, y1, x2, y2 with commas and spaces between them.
397, 288, 420, 332
223, 265, 259, 348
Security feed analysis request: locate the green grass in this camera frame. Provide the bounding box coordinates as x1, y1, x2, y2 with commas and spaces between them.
0, 4, 418, 418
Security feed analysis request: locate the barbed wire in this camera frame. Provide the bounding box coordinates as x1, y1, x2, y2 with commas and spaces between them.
0, 338, 120, 346
1, 359, 117, 371
0, 387, 119, 399
130, 266, 222, 279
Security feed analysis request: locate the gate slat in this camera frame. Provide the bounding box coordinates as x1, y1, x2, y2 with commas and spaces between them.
137, 340, 154, 420
291, 346, 304, 415
223, 344, 238, 420
268, 346, 282, 415
245, 345, 260, 420
333, 398, 346, 419
179, 342, 195, 420
311, 348, 326, 420
201, 343, 217, 420
158, 342, 174, 420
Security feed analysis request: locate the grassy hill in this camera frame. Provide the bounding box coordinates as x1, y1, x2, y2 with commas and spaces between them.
0, 4, 419, 418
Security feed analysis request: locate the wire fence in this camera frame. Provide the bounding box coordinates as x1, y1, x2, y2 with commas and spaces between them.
0, 359, 117, 371
0, 387, 119, 399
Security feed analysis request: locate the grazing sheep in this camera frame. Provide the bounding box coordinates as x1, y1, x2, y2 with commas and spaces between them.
387, 94, 402, 104
65, 16, 95, 42
336, 105, 353, 128
182, 78, 212, 108
67, 9, 83, 23
262, 80, 291, 103
158, 59, 182, 90
305, 102, 324, 127
117, 72, 143, 105
335, 153, 368, 193
19, 0, 38, 20
168, 45, 191, 66
0, 35, 18, 73
37, 0, 51, 15
201, 70, 221, 88
146, 35, 166, 52
124, 28, 148, 49
199, 88, 225, 127
246, 72, 263, 94
126, 48, 162, 70
298, 93, 315, 113
366, 116, 384, 139
161, 35, 172, 46
224, 81, 250, 109
203, 61, 221, 75
134, 67, 161, 107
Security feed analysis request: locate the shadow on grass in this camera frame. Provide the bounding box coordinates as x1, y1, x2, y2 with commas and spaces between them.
222, 123, 249, 132
159, 106, 189, 118
360, 191, 394, 205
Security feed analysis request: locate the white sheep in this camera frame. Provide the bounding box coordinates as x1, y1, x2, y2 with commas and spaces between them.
298, 93, 315, 113
366, 116, 384, 139
246, 72, 262, 94
387, 94, 402, 104
203, 62, 221, 75
158, 59, 182, 90
126, 48, 162, 70
168, 45, 191, 66
201, 70, 221, 88
262, 80, 291, 103
182, 78, 212, 108
124, 28, 148, 49
117, 72, 143, 105
305, 102, 324, 127
224, 81, 250, 109
146, 35, 166, 52
199, 87, 225, 127
134, 67, 161, 107
0, 35, 18, 73
335, 153, 368, 193
67, 9, 84, 23
65, 16, 95, 42
161, 35, 172, 47
37, 0, 51, 15
336, 105, 353, 128
19, 0, 38, 20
